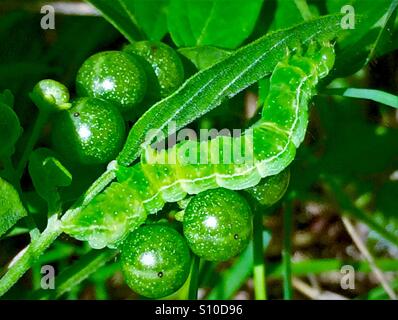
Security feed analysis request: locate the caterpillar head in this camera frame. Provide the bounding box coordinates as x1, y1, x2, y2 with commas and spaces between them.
314, 42, 335, 78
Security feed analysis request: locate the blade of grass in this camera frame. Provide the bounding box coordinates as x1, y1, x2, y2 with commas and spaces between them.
324, 88, 398, 109
207, 242, 253, 300
207, 230, 271, 300
282, 201, 294, 300
268, 258, 398, 278
188, 254, 200, 300
253, 211, 267, 300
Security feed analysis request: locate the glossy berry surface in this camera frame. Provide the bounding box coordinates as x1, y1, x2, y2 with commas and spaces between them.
183, 188, 252, 261
76, 51, 147, 113
120, 224, 191, 299
246, 169, 290, 207
51, 97, 125, 165
124, 41, 184, 98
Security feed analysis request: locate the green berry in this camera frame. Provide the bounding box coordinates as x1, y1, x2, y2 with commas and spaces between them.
0, 103, 22, 157
120, 224, 191, 299
51, 97, 125, 165
124, 41, 184, 98
246, 169, 290, 207
30, 79, 71, 113
183, 188, 252, 261
76, 51, 147, 113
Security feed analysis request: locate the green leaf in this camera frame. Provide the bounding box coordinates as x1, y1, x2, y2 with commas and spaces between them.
178, 46, 232, 70
118, 14, 344, 166
365, 0, 398, 63
0, 102, 22, 158
269, 0, 306, 31
85, 0, 143, 42
327, 0, 395, 76
0, 177, 27, 237
168, 0, 264, 49
28, 148, 72, 206
0, 89, 14, 108
119, 0, 169, 41
325, 88, 398, 108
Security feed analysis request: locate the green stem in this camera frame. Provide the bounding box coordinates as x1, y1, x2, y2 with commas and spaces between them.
16, 111, 49, 179
0, 214, 61, 297
0, 169, 116, 297
282, 201, 293, 300
253, 211, 267, 300
188, 254, 200, 300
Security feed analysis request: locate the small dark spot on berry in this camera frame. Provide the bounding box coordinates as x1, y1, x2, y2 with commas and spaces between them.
234, 234, 239, 240
73, 112, 80, 117
151, 45, 158, 53
157, 271, 163, 278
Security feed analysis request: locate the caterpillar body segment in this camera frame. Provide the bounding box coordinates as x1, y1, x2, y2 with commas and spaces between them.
62, 42, 335, 249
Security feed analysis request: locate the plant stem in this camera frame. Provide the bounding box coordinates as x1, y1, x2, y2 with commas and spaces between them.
188, 254, 200, 300
16, 110, 49, 179
0, 168, 116, 297
0, 214, 62, 297
253, 211, 267, 300
282, 201, 293, 300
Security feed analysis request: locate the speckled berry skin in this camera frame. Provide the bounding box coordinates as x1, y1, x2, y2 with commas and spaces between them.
76, 51, 147, 113
183, 188, 252, 262
51, 97, 125, 165
120, 224, 191, 299
246, 169, 290, 207
124, 41, 184, 98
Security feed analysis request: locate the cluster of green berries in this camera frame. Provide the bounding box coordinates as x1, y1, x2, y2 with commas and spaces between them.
119, 170, 290, 299
120, 188, 253, 299
46, 41, 184, 165
31, 40, 255, 299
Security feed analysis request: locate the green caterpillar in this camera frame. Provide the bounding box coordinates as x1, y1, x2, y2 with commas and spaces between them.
62, 41, 335, 249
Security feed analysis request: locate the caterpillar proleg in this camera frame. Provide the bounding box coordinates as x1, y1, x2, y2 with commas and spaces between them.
62, 42, 335, 249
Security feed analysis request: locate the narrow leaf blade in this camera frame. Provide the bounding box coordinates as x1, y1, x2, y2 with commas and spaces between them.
326, 88, 398, 108
118, 14, 344, 165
